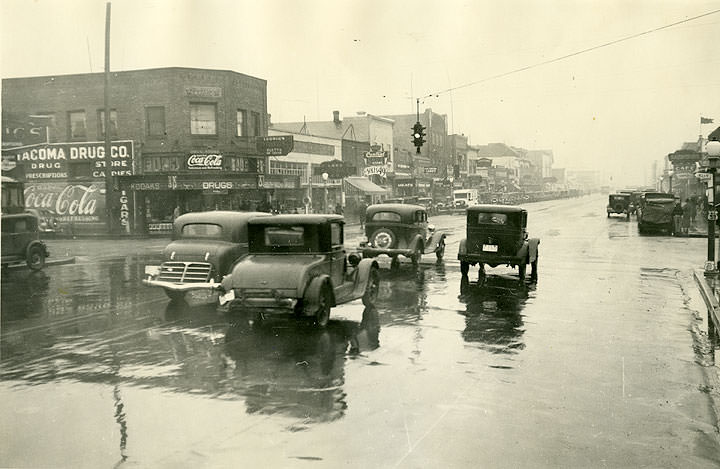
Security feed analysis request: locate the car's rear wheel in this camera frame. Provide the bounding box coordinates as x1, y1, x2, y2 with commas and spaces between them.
27, 245, 45, 271
315, 285, 331, 328
370, 229, 396, 249
362, 267, 379, 306
460, 261, 470, 276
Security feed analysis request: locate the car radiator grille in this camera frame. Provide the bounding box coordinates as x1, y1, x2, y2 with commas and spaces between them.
157, 262, 213, 283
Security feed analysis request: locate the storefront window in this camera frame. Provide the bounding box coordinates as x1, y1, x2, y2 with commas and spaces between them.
190, 103, 217, 135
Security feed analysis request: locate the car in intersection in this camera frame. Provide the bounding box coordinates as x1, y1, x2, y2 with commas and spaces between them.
359, 203, 447, 268
606, 193, 631, 219
457, 204, 539, 281
143, 210, 271, 302
218, 214, 380, 328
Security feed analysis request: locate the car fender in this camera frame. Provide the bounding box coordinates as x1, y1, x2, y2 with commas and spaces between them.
425, 231, 447, 254
408, 234, 424, 253
26, 240, 49, 258
352, 258, 379, 297
302, 275, 336, 316
528, 238, 540, 262
458, 238, 467, 256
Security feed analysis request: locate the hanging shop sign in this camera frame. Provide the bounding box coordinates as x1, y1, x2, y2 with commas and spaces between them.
364, 151, 388, 167
364, 166, 386, 178
315, 159, 356, 179
423, 166, 438, 175
186, 153, 223, 170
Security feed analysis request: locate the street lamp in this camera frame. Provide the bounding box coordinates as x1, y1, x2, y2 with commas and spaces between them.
322, 172, 329, 213
704, 140, 720, 275
668, 170, 674, 193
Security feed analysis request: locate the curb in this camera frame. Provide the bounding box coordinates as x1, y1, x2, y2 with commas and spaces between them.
693, 269, 720, 333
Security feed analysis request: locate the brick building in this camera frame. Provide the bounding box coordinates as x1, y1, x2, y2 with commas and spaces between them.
2, 67, 276, 235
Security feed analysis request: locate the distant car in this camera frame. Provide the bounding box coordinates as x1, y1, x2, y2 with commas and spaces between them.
1, 176, 49, 271
143, 211, 271, 302
218, 214, 380, 328
360, 203, 447, 268
26, 208, 60, 233
458, 205, 539, 281
606, 194, 630, 219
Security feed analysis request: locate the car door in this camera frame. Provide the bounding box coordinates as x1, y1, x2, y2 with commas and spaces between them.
329, 222, 345, 286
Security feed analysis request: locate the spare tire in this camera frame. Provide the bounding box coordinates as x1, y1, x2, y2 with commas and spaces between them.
614, 203, 623, 212
370, 229, 396, 249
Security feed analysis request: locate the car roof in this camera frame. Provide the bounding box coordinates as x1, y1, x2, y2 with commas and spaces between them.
248, 214, 344, 225
610, 193, 630, 197
467, 204, 526, 213
175, 210, 271, 226
367, 203, 426, 215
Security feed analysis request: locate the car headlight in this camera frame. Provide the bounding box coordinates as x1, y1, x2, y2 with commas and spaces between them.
360, 235, 368, 244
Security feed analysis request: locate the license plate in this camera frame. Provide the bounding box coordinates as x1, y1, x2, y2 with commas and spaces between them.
482, 244, 498, 252
219, 289, 236, 306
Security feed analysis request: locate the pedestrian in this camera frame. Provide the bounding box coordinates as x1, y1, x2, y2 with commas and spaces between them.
672, 201, 683, 236
688, 196, 697, 225
173, 205, 181, 221
682, 199, 692, 235
358, 200, 368, 229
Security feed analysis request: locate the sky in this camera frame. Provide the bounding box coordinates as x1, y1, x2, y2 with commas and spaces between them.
1, 0, 719, 188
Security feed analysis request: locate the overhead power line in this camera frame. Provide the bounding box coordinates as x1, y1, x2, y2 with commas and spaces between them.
424, 8, 720, 99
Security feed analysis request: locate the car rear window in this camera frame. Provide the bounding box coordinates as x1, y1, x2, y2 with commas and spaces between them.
181, 223, 223, 238
371, 211, 402, 222
475, 213, 508, 225
264, 226, 305, 246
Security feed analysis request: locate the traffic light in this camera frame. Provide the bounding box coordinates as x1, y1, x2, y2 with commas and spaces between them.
412, 122, 426, 153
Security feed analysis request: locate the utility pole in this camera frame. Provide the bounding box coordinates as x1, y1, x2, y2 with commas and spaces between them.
104, 2, 113, 234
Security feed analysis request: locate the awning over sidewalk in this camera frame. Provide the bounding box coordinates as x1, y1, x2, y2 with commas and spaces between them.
345, 176, 388, 194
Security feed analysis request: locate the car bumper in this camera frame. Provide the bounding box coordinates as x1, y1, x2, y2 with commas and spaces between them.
221, 290, 298, 311
361, 247, 414, 258
142, 277, 220, 292
458, 253, 523, 265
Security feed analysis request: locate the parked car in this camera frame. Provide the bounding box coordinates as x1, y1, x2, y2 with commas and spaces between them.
26, 208, 61, 233
1, 176, 49, 271
606, 193, 630, 219
360, 203, 447, 268
457, 205, 539, 280
143, 210, 271, 302
218, 214, 380, 328
636, 192, 676, 234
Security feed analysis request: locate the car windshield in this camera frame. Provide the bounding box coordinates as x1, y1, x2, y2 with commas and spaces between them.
181, 223, 223, 238
264, 226, 304, 246
475, 213, 509, 225
371, 212, 402, 222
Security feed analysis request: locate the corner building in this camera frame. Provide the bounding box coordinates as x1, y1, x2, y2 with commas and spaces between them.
2, 67, 272, 235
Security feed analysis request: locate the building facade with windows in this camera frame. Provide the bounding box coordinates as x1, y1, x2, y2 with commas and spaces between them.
2, 67, 270, 235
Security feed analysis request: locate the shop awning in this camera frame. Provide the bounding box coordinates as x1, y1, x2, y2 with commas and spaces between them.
345, 177, 388, 194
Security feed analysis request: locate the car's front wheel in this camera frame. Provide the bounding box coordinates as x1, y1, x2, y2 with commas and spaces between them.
315, 285, 331, 328
26, 245, 46, 271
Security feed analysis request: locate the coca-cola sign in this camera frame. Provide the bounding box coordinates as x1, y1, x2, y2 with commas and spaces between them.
186, 153, 223, 170
24, 182, 104, 222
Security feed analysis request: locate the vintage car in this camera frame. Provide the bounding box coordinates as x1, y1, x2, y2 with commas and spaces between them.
636, 192, 676, 234
143, 210, 271, 302
360, 203, 447, 268
26, 208, 61, 233
606, 193, 630, 218
218, 214, 380, 328
457, 205, 539, 280
1, 176, 49, 271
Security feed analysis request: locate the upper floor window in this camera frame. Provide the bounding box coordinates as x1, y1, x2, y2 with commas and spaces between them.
250, 111, 260, 136
146, 106, 166, 137
68, 111, 86, 139
190, 103, 217, 135
97, 109, 118, 138
236, 110, 246, 137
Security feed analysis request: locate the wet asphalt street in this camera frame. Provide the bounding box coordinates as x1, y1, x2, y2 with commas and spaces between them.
1, 194, 719, 468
